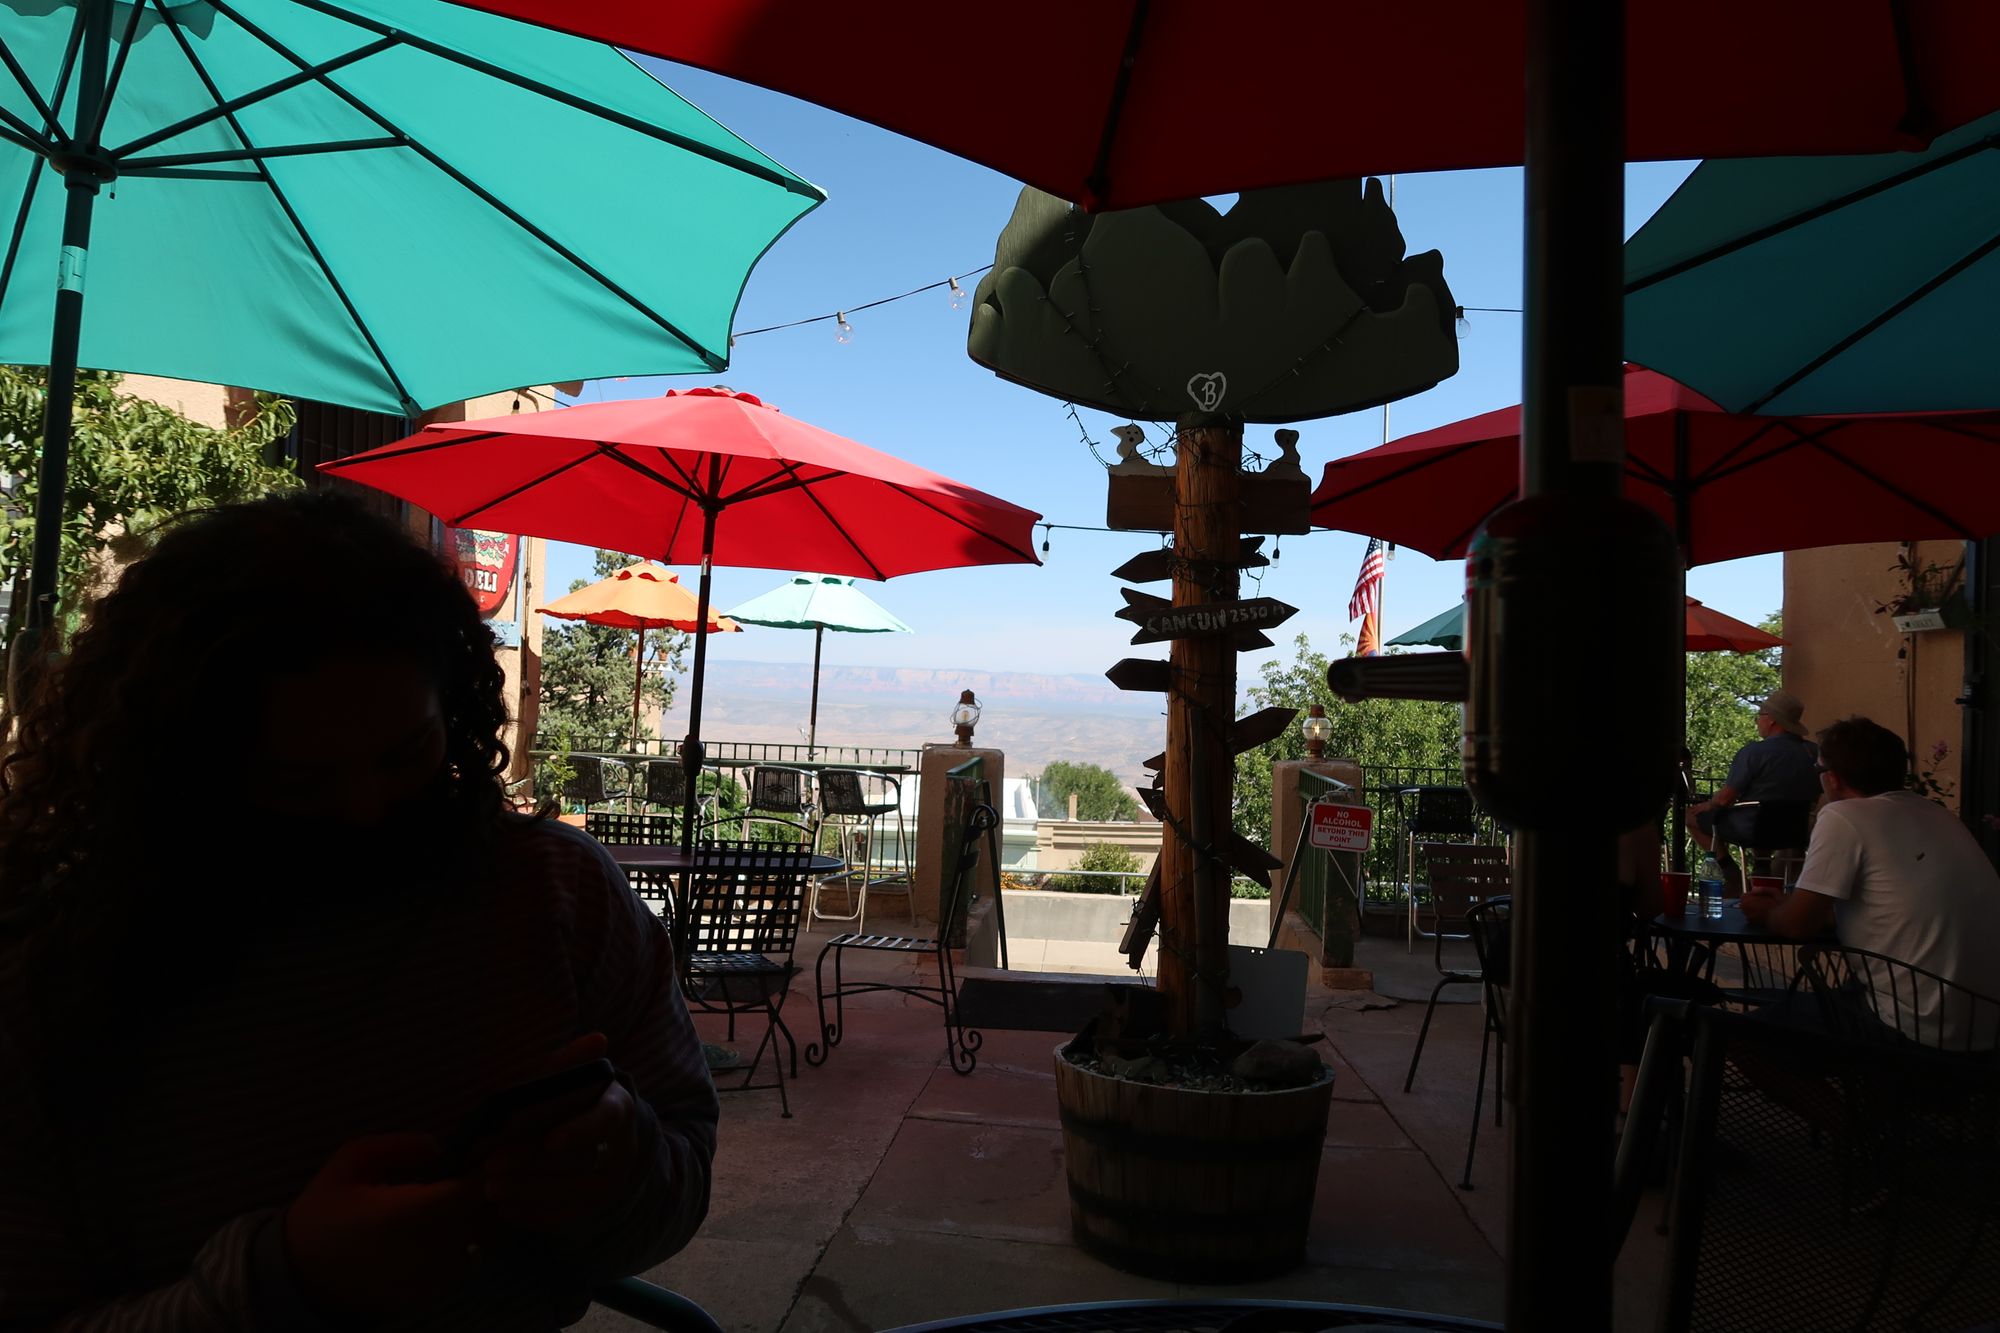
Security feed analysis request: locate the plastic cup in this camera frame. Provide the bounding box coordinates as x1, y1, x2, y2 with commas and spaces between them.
1748, 875, 1785, 898
1660, 871, 1691, 916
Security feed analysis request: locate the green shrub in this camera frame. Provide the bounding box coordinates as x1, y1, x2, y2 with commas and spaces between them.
1044, 842, 1146, 894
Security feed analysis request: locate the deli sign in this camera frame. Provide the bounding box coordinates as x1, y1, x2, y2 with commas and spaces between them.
447, 527, 519, 618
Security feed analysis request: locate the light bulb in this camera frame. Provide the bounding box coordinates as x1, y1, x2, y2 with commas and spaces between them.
948, 277, 968, 310
1454, 306, 1472, 339
835, 312, 854, 345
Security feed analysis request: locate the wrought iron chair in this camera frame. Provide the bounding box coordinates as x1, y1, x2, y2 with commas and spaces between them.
1403, 842, 1510, 1093
591, 1278, 725, 1332
1708, 796, 1813, 890
811, 768, 912, 930
1458, 896, 1510, 1190
1615, 999, 2000, 1332
805, 803, 995, 1075
680, 839, 814, 1117
734, 764, 816, 845
583, 810, 679, 918
1799, 944, 2000, 1055
878, 1300, 1500, 1331
562, 754, 606, 809
1398, 785, 1482, 952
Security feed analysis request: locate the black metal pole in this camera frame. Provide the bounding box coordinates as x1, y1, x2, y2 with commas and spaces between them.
1510, 0, 1627, 1325
678, 501, 720, 860
807, 623, 823, 759
13, 0, 112, 693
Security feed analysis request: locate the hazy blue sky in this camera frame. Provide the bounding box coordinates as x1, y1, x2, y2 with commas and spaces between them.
543, 59, 1783, 680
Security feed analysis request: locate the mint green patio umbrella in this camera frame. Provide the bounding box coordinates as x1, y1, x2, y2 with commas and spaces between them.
724, 574, 913, 757
1626, 108, 2000, 415
0, 0, 821, 653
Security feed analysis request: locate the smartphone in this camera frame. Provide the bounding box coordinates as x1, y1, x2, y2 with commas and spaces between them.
439, 1057, 616, 1174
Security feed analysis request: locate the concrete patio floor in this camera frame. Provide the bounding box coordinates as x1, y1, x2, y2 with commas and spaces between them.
577, 925, 1668, 1331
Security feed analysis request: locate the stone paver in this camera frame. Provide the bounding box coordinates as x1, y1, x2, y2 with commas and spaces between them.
586, 925, 1509, 1332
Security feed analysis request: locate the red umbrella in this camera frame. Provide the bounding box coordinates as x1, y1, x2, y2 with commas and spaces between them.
1310, 366, 2000, 565
1683, 598, 1784, 654
446, 1, 1998, 211
324, 387, 1041, 851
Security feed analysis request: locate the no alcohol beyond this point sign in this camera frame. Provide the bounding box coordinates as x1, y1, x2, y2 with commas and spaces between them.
1309, 801, 1373, 853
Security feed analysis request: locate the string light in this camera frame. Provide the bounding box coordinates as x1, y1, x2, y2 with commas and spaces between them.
731, 264, 995, 341
834, 311, 854, 345
949, 276, 968, 310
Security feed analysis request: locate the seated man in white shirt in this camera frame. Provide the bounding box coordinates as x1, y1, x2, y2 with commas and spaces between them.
1743, 716, 2000, 1049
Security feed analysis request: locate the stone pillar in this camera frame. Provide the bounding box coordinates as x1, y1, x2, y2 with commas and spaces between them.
1270, 757, 1369, 986
914, 742, 1005, 934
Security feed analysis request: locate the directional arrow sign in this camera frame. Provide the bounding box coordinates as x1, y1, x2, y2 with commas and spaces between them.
1130, 597, 1297, 646
1230, 706, 1297, 754
1113, 587, 1170, 625
1110, 537, 1268, 585
1105, 658, 1172, 693
1117, 861, 1163, 969
1141, 750, 1166, 772
1135, 783, 1166, 820
1227, 834, 1283, 889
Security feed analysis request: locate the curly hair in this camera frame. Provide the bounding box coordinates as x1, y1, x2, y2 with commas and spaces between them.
0, 492, 511, 991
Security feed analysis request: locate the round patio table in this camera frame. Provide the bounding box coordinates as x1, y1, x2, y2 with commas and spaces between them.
610, 845, 845, 876
1649, 901, 1834, 997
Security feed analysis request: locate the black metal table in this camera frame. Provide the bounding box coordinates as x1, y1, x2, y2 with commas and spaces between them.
1650, 903, 1834, 997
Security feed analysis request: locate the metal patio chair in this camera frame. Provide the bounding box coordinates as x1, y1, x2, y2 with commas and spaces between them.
804, 803, 995, 1076
811, 767, 912, 931
681, 839, 814, 1117
1403, 842, 1510, 1094
1398, 785, 1482, 952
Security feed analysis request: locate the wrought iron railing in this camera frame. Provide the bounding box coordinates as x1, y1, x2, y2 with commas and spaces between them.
531, 734, 924, 772
1287, 770, 1365, 963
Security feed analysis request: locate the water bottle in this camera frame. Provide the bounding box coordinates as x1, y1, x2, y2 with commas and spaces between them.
1697, 854, 1726, 921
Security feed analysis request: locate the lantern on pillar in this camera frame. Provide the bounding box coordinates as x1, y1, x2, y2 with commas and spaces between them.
1302, 704, 1332, 759
950, 690, 982, 746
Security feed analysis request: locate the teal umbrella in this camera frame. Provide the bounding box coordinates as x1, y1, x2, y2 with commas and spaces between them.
0, 0, 821, 650
724, 574, 912, 757
1626, 109, 2000, 415
1388, 603, 1466, 651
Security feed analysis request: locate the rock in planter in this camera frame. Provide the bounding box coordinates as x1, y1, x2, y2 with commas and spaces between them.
1053, 1042, 1335, 1281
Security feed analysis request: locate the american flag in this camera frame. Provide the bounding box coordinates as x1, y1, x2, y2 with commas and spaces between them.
1348, 537, 1386, 621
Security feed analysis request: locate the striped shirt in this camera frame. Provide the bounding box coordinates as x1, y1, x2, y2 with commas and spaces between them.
0, 817, 718, 1331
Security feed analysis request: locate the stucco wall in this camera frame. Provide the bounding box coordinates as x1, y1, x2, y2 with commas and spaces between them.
1783, 540, 1964, 804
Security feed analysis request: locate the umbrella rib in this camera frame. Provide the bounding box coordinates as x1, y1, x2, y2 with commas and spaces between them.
0, 117, 47, 158
444, 449, 605, 528
1802, 436, 1977, 536
319, 430, 506, 469
1743, 229, 2000, 414
1625, 138, 1999, 293
123, 137, 408, 170
1082, 0, 1152, 208
1687, 416, 1793, 483
0, 32, 62, 144
880, 478, 1041, 567
205, 0, 729, 375
41, 7, 88, 146
288, 0, 822, 202
1439, 487, 1515, 558
1312, 439, 1490, 516
82, 0, 150, 150
150, 4, 421, 416
0, 154, 48, 311
105, 35, 402, 159
780, 463, 888, 580
595, 443, 708, 505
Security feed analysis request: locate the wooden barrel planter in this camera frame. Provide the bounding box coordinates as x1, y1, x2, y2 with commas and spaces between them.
1052, 1044, 1335, 1282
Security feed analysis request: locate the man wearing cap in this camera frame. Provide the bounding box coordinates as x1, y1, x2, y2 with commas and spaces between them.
1689, 689, 1821, 865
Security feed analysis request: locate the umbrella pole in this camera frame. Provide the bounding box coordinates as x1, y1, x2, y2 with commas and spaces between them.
807, 624, 823, 760
631, 625, 646, 813
678, 498, 721, 861
9, 0, 112, 706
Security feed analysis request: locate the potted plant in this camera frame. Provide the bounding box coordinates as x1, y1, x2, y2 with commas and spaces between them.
969, 178, 1457, 1280
1879, 548, 1966, 634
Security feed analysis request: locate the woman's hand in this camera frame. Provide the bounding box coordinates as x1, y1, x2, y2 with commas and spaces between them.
479, 1033, 645, 1235
283, 1134, 483, 1317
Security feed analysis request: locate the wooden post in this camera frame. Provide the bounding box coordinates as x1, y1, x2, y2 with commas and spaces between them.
1156, 420, 1241, 1038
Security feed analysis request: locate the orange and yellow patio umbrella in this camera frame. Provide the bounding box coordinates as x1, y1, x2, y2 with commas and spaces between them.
538, 561, 741, 753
